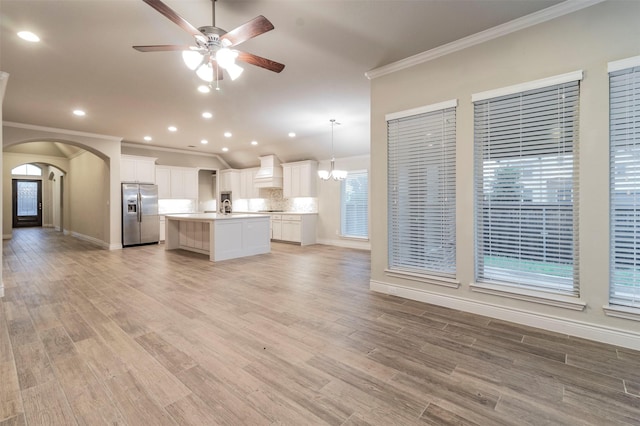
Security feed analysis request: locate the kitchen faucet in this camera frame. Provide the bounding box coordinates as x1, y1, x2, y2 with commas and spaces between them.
221, 199, 232, 214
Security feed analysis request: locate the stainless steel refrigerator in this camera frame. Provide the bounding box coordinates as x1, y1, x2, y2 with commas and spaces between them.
122, 183, 159, 247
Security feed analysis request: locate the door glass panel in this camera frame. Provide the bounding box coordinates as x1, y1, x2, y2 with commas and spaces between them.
17, 181, 38, 216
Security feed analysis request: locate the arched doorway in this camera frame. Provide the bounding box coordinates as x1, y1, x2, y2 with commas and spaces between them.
3, 122, 123, 248
9, 162, 66, 230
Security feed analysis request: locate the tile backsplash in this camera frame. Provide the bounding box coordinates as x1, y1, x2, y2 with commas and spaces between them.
233, 188, 317, 213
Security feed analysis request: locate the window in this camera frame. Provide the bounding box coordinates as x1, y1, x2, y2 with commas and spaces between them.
473, 73, 581, 296
387, 100, 457, 277
11, 164, 42, 176
609, 57, 640, 308
341, 170, 368, 238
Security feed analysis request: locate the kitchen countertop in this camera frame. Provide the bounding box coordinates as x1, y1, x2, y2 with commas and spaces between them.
165, 213, 270, 220
233, 211, 319, 215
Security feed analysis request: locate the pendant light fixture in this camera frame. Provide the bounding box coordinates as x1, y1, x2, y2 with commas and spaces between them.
318, 119, 347, 181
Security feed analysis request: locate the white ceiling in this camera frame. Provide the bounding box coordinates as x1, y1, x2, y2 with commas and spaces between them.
1, 0, 561, 168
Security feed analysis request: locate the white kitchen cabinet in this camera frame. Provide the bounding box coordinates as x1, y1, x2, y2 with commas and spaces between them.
155, 167, 171, 199
282, 161, 318, 198
239, 168, 260, 199
171, 167, 198, 199
271, 214, 282, 240
121, 155, 157, 183
219, 169, 240, 194
159, 216, 166, 241
281, 217, 302, 243
156, 165, 197, 199
270, 213, 317, 245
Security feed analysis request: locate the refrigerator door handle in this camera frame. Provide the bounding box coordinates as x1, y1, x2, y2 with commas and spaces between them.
138, 192, 142, 223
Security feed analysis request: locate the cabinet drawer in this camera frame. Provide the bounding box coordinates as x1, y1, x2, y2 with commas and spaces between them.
281, 214, 301, 221
271, 214, 282, 220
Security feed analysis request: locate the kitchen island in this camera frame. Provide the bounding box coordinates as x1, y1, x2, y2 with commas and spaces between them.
164, 213, 270, 262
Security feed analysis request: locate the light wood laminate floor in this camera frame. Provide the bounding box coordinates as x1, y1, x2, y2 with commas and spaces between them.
1, 228, 640, 425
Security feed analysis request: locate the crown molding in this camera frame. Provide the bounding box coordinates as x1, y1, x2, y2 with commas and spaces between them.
365, 0, 605, 80
3, 121, 122, 142
121, 142, 230, 168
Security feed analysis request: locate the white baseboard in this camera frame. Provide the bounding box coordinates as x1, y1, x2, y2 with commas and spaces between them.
108, 243, 123, 250
370, 279, 640, 351
70, 231, 110, 250
2, 234, 12, 240
317, 237, 371, 251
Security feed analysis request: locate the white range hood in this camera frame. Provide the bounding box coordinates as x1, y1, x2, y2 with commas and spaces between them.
254, 155, 283, 188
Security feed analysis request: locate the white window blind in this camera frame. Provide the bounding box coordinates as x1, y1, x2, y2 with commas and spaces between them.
474, 79, 580, 296
610, 63, 640, 308
387, 103, 456, 277
341, 170, 368, 238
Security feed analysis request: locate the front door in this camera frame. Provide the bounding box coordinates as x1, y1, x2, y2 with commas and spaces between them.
13, 179, 43, 228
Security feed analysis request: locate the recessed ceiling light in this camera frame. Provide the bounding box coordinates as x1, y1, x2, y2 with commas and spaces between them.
168, 126, 177, 132
202, 112, 212, 119
288, 132, 296, 138
73, 109, 86, 117
251, 140, 258, 146
17, 31, 40, 42
224, 132, 232, 138
144, 136, 152, 142
201, 139, 208, 144
222, 147, 229, 152
197, 85, 210, 93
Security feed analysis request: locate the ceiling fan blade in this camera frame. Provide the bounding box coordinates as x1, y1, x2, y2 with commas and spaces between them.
220, 15, 274, 47
142, 0, 203, 39
133, 44, 193, 52
236, 51, 285, 73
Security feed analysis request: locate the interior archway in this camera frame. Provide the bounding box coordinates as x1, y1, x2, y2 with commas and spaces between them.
2, 122, 123, 249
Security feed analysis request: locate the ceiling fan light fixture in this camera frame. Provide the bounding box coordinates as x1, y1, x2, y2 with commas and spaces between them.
215, 47, 237, 69
195, 63, 214, 82
226, 63, 244, 81
182, 50, 204, 70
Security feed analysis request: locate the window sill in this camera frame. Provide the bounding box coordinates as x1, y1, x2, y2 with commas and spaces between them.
339, 235, 369, 242
603, 305, 640, 322
470, 282, 586, 311
384, 269, 460, 289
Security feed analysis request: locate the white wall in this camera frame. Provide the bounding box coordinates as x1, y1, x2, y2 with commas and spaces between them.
370, 1, 640, 349
0, 72, 8, 297
67, 151, 108, 244
316, 155, 370, 250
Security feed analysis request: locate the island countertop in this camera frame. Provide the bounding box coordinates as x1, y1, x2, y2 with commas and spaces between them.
165, 213, 270, 220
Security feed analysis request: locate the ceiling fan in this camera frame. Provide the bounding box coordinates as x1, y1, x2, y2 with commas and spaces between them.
133, 0, 285, 82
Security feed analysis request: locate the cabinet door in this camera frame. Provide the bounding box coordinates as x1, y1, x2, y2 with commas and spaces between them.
121, 157, 137, 182
170, 169, 184, 198
282, 220, 301, 242
271, 219, 282, 240
136, 160, 156, 183
183, 169, 198, 199
282, 166, 293, 198
156, 167, 171, 199
291, 165, 302, 198
298, 163, 318, 197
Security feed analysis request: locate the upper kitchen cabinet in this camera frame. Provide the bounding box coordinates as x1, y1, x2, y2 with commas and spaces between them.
219, 169, 240, 194
121, 155, 156, 183
240, 168, 260, 199
282, 160, 318, 198
156, 165, 198, 199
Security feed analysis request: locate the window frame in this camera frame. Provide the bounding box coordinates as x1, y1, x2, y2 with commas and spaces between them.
472, 71, 582, 299
386, 99, 458, 282
340, 169, 369, 240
